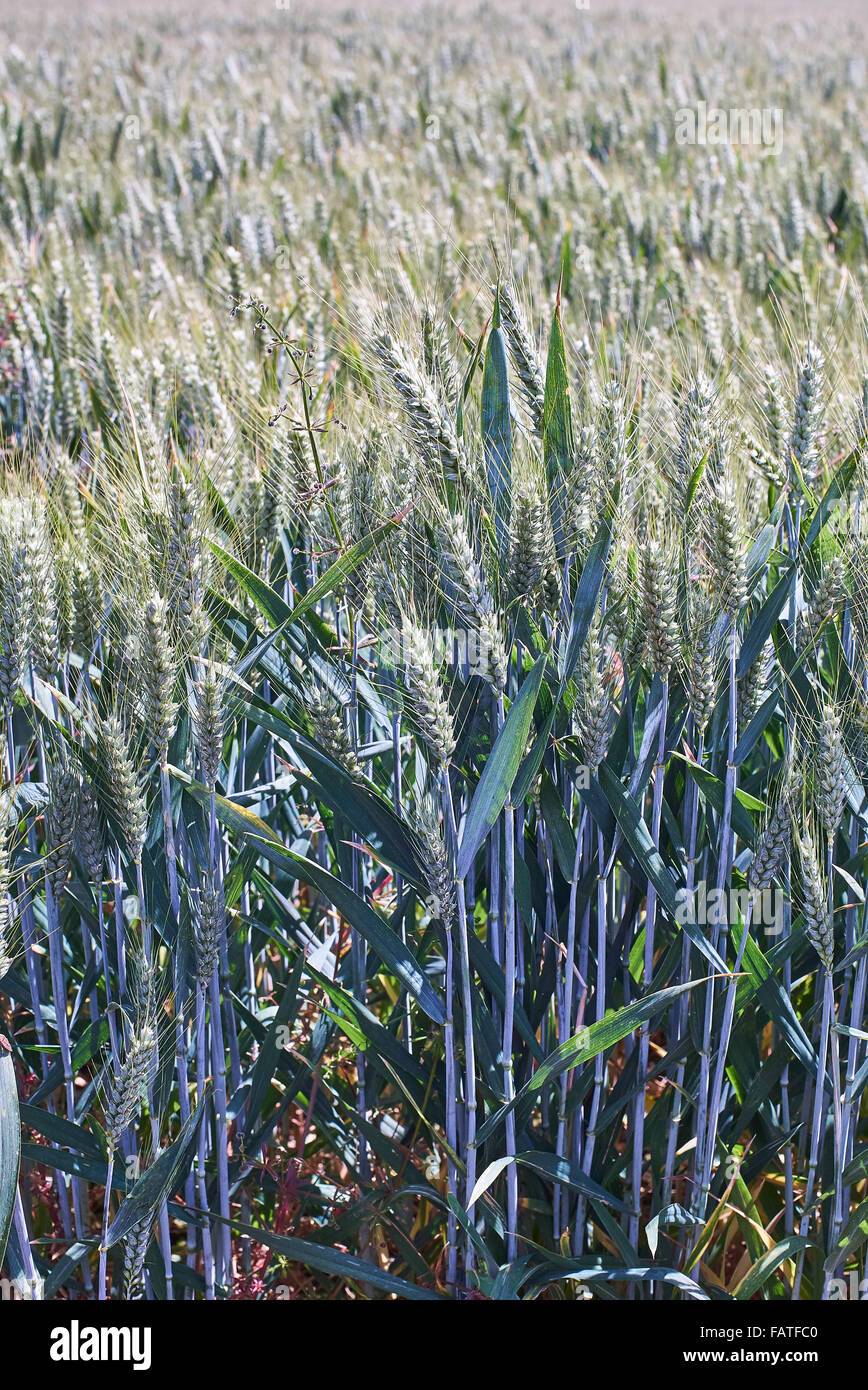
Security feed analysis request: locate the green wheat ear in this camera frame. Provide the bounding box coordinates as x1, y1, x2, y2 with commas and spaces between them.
574, 619, 613, 775
193, 664, 227, 791
639, 536, 679, 679
816, 702, 847, 843
98, 715, 148, 865
797, 828, 835, 973
193, 873, 225, 989
140, 592, 178, 760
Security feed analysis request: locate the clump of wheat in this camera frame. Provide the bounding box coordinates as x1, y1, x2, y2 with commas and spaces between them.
122, 1214, 153, 1301
141, 593, 178, 758
640, 537, 679, 678
789, 342, 825, 482
103, 1015, 158, 1150
401, 621, 455, 769
194, 874, 225, 988
193, 664, 226, 790
797, 830, 835, 972
417, 795, 456, 929
816, 703, 847, 842
684, 592, 720, 735
574, 622, 613, 773
748, 782, 791, 892
98, 715, 148, 864
800, 555, 846, 652
45, 758, 79, 891
307, 683, 362, 778
497, 281, 545, 436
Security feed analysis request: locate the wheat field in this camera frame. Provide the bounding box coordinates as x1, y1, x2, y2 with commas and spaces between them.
0, 0, 867, 1305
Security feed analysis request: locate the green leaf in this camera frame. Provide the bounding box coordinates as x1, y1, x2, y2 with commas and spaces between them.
736, 567, 793, 679
258, 843, 446, 1025
734, 1235, 814, 1298
542, 297, 572, 555
209, 541, 294, 628
803, 449, 858, 552
210, 514, 401, 632
646, 1203, 694, 1257
43, 1239, 100, 1299
446, 1193, 499, 1274
843, 1147, 868, 1186
733, 688, 780, 766
0, 1039, 20, 1268
596, 762, 728, 974
745, 495, 785, 591
245, 954, 305, 1131
513, 705, 557, 809
523, 1150, 623, 1206
233, 700, 427, 886
481, 290, 512, 555
524, 1251, 710, 1300
684, 455, 708, 515
304, 959, 433, 1091
538, 773, 577, 880
512, 514, 612, 807
733, 926, 816, 1073
673, 752, 759, 847
170, 766, 283, 846
559, 510, 614, 698
823, 1198, 868, 1274
474, 977, 704, 1149
19, 1103, 104, 1159
457, 653, 547, 879
106, 1084, 211, 1248
219, 1216, 442, 1299
457, 320, 487, 438
29, 1018, 110, 1105
469, 1148, 626, 1212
